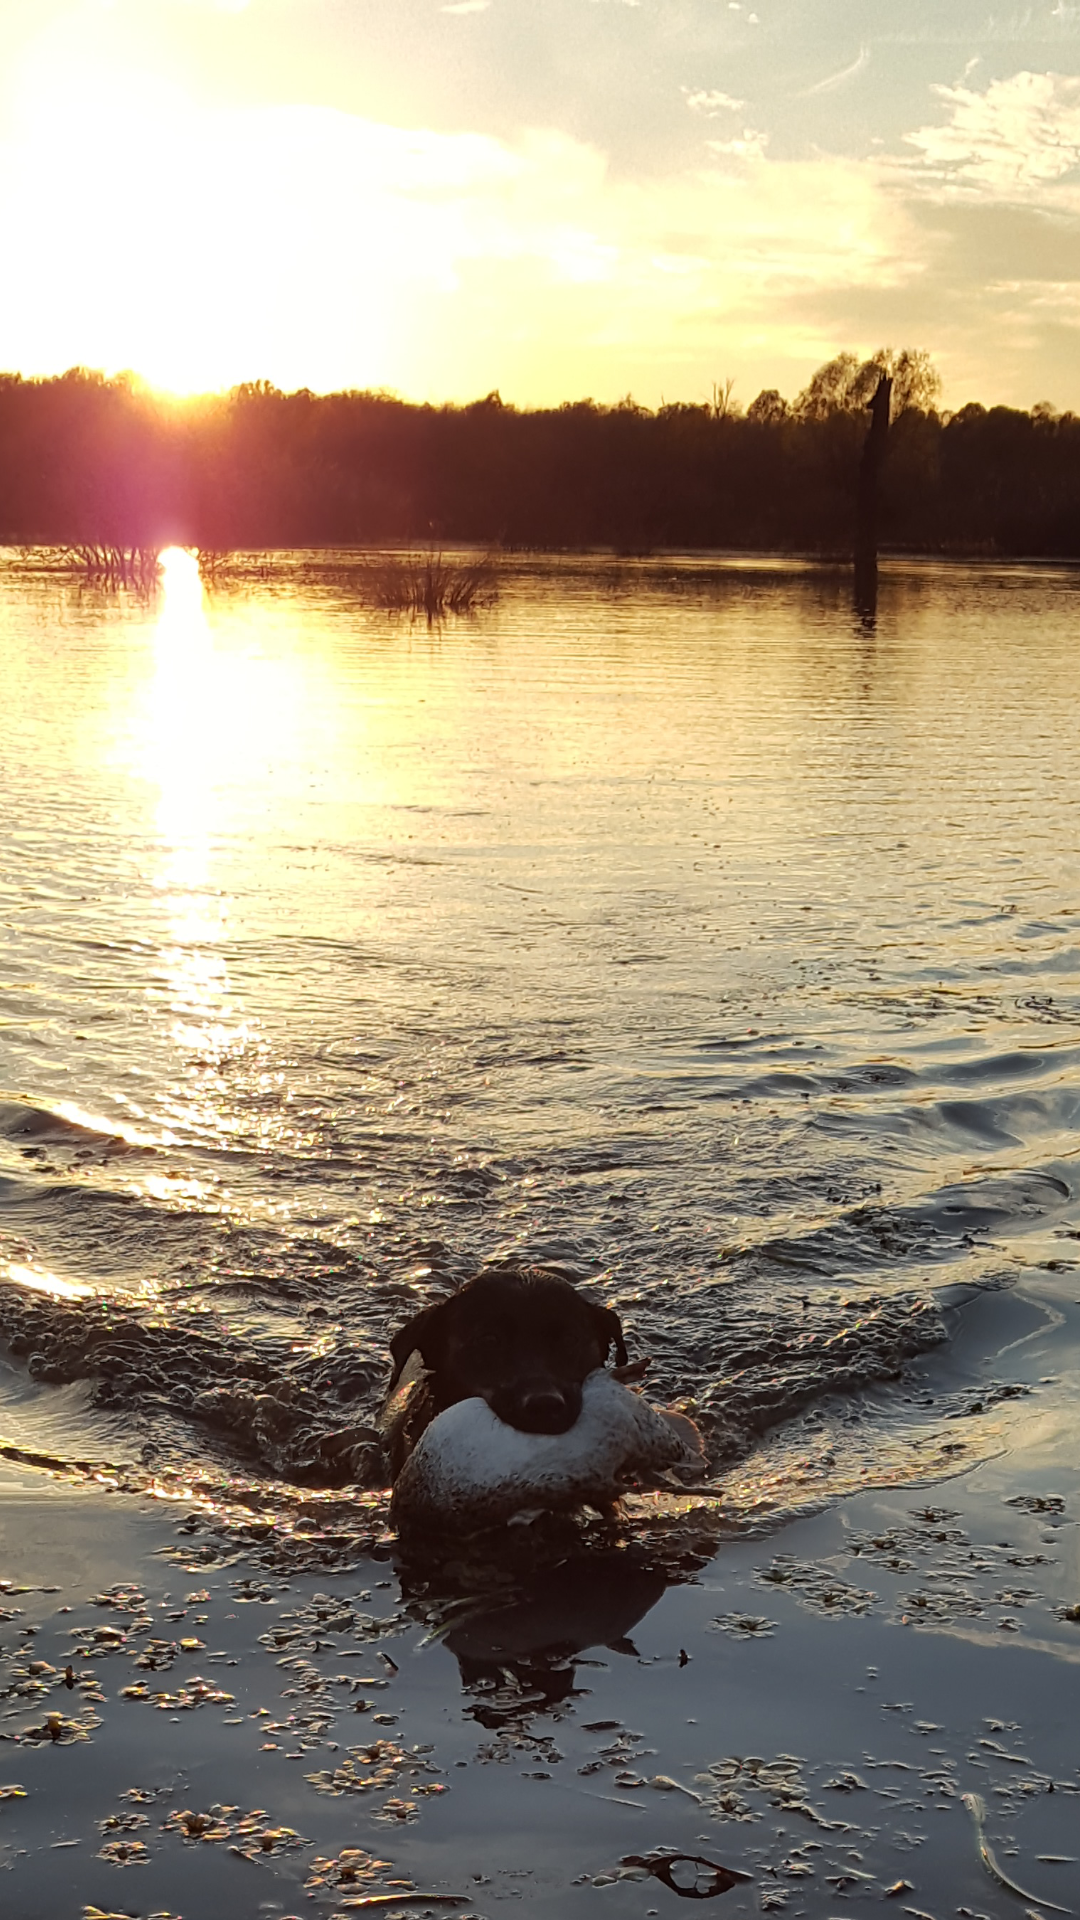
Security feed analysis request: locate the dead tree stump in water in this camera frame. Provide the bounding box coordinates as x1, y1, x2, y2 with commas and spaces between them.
854, 373, 893, 618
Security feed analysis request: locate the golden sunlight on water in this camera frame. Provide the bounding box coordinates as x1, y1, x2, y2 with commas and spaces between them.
130, 551, 360, 1171
150, 546, 216, 881
145, 549, 238, 1110
4, 1262, 93, 1303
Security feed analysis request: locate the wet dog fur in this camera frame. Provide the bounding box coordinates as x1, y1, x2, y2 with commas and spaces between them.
379, 1264, 627, 1481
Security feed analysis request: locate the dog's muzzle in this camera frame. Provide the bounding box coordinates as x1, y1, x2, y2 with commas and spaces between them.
491, 1381, 582, 1435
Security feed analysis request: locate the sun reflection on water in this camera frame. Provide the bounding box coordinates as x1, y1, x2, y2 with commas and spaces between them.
134, 548, 343, 1163
142, 548, 247, 1143
5, 1261, 94, 1303
151, 545, 216, 895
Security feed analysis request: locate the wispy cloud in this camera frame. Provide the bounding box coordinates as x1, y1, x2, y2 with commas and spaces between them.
441, 1, 491, 13
801, 46, 871, 97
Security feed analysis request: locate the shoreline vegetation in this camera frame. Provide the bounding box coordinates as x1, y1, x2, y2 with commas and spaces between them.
5, 349, 1080, 562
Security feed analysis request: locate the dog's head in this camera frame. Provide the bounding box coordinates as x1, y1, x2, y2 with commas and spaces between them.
387, 1265, 627, 1436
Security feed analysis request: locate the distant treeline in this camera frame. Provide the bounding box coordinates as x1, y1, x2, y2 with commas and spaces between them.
3, 351, 1080, 556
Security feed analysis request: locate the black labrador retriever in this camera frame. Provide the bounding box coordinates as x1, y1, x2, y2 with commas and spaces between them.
379, 1264, 628, 1480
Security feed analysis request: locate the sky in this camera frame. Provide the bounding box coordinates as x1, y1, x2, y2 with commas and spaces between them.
4, 0, 1080, 409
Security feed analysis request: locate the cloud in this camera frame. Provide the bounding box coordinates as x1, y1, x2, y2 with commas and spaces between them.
801, 46, 871, 98
706, 128, 769, 161
683, 88, 745, 116
905, 70, 1080, 193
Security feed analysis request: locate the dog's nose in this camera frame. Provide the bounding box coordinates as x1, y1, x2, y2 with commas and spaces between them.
514, 1388, 577, 1434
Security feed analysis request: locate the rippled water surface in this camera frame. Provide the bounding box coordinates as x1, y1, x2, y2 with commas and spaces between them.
2, 550, 1079, 1516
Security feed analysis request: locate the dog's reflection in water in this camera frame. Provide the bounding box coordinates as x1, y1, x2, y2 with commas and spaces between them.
431, 1552, 670, 1725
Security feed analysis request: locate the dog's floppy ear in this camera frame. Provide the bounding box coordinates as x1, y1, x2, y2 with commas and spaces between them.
387, 1298, 455, 1390
590, 1301, 628, 1368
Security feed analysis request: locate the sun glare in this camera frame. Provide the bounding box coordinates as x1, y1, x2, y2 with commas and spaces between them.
159, 545, 203, 603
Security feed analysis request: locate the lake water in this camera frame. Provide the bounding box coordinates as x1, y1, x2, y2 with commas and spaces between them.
2, 549, 1080, 1523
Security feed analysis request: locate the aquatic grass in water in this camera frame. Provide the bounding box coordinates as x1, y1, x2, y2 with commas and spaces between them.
364, 549, 498, 619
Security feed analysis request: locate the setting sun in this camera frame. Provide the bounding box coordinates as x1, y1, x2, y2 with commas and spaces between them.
4, 21, 399, 396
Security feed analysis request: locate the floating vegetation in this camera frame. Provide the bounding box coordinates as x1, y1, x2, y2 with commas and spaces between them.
304, 1846, 446, 1903
260, 1591, 408, 1652
708, 1612, 777, 1639
305, 1737, 445, 1809
98, 1811, 149, 1835
20, 1709, 97, 1744
132, 1636, 205, 1671
231, 1820, 309, 1861
693, 1754, 811, 1825
165, 1806, 233, 1843
96, 1837, 149, 1865
364, 549, 498, 620
118, 1676, 235, 1710
754, 1555, 876, 1616
85, 1911, 177, 1920
164, 1803, 309, 1857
